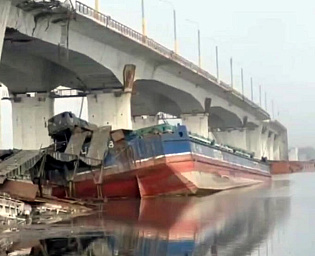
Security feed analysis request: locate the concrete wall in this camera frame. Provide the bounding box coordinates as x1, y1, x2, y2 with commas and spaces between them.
12, 94, 53, 149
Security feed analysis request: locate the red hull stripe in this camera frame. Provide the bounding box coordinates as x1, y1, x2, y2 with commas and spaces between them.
52, 153, 270, 199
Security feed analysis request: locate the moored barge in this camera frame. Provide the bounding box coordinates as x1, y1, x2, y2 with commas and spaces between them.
45, 112, 271, 199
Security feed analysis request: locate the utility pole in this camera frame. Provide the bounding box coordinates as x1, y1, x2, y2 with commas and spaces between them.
95, 0, 99, 11
230, 58, 233, 88
141, 0, 147, 36
272, 100, 275, 119
259, 85, 262, 107
250, 77, 253, 101
173, 9, 178, 53
159, 0, 178, 53
216, 46, 219, 83
241, 68, 244, 99
186, 19, 201, 67
198, 29, 201, 67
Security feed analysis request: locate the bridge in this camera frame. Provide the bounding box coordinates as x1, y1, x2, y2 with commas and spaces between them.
0, 0, 288, 160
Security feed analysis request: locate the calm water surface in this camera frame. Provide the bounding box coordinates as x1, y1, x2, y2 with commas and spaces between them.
3, 173, 315, 256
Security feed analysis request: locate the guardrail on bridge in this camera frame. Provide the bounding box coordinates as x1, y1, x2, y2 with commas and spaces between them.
74, 1, 268, 117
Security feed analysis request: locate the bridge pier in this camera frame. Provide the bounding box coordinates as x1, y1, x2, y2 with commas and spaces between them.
279, 131, 289, 160
181, 113, 210, 139
266, 132, 275, 160
12, 94, 53, 149
273, 136, 281, 160
87, 92, 132, 130
213, 130, 247, 150
246, 125, 265, 159
0, 0, 11, 60
132, 115, 158, 129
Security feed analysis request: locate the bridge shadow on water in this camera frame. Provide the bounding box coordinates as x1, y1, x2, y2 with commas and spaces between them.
3, 176, 295, 256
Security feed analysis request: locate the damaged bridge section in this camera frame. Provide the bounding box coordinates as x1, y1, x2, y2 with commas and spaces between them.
0, 149, 44, 183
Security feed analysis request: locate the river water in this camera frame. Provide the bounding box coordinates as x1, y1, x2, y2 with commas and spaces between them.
3, 173, 315, 255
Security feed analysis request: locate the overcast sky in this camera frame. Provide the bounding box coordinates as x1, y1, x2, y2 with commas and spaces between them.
2, 0, 315, 148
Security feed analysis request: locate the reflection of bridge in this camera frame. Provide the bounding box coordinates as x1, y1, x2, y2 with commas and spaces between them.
0, 0, 287, 160
4, 186, 291, 256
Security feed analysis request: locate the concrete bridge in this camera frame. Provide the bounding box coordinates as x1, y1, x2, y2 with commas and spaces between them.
0, 0, 288, 160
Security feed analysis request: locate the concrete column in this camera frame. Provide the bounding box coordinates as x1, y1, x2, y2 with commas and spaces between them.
0, 86, 4, 149
132, 115, 158, 130
260, 129, 269, 159
12, 94, 53, 149
273, 135, 281, 160
0, 0, 10, 60
246, 125, 270, 160
0, 1, 11, 149
266, 132, 275, 160
246, 127, 260, 158
87, 92, 132, 130
0, 85, 12, 149
181, 113, 209, 138
279, 130, 289, 160
213, 130, 247, 149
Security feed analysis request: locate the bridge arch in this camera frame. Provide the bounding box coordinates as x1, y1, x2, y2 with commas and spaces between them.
132, 79, 204, 116
209, 106, 243, 131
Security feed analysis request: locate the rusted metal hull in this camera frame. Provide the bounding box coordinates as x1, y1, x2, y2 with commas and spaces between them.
48, 123, 270, 199
52, 153, 270, 199
270, 160, 315, 174
0, 180, 38, 200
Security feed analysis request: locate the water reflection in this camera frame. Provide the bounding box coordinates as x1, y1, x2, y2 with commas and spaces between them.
3, 177, 293, 256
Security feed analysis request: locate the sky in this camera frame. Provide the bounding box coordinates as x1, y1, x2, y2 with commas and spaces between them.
2, 0, 315, 147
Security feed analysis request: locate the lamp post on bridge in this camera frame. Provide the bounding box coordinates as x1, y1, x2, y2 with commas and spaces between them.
230, 57, 233, 88
241, 68, 244, 99
141, 0, 147, 36
159, 0, 178, 54
95, 0, 99, 11
250, 77, 254, 101
203, 38, 220, 83
186, 19, 201, 68
216, 46, 219, 83
259, 85, 262, 107
272, 100, 275, 119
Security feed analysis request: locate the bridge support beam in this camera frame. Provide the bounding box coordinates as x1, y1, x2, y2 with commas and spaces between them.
213, 130, 247, 150
12, 94, 53, 149
181, 113, 210, 139
0, 0, 11, 60
87, 92, 132, 130
132, 115, 158, 129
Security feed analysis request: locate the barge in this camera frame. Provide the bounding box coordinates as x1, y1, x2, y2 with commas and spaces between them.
45, 112, 271, 199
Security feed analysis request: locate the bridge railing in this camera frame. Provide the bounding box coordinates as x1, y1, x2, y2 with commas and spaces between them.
75, 1, 268, 116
